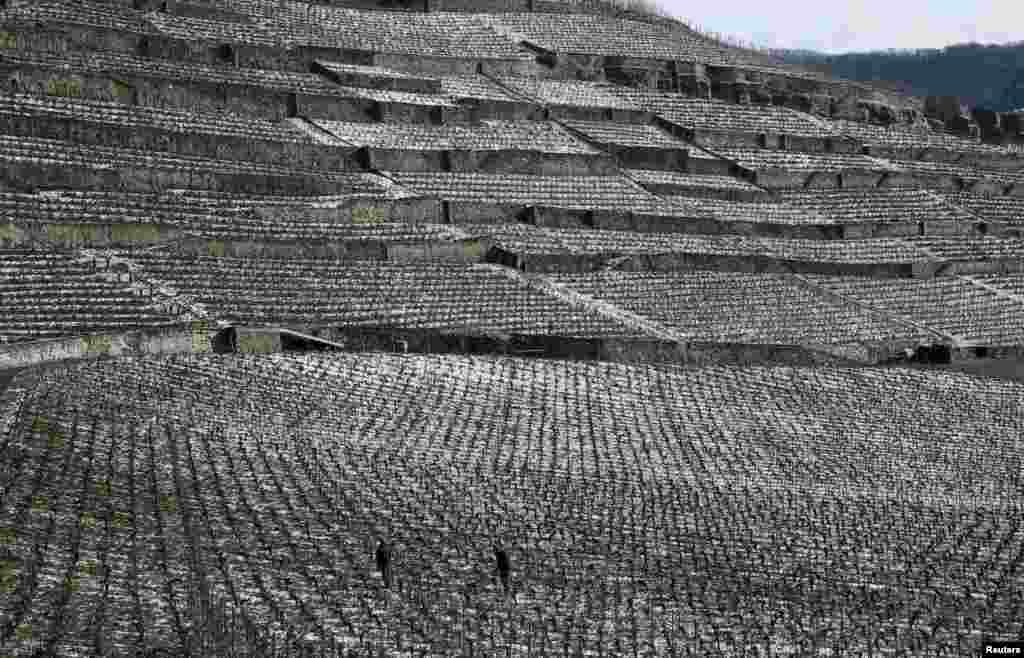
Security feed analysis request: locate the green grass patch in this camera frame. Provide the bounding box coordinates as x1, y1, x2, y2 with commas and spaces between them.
31, 416, 48, 434
111, 223, 160, 243
159, 494, 176, 514
352, 206, 386, 224
237, 334, 277, 354
0, 570, 16, 594
46, 78, 81, 98
95, 479, 112, 498
462, 240, 483, 260
111, 510, 131, 529
110, 78, 133, 101
191, 320, 211, 353
0, 223, 16, 242
47, 429, 64, 450
81, 334, 112, 355
47, 223, 97, 243
79, 512, 97, 530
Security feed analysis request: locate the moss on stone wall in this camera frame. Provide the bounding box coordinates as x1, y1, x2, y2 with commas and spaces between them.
47, 224, 98, 243
0, 32, 16, 49
237, 334, 277, 354
46, 78, 82, 98
31, 416, 49, 434
80, 335, 112, 355
0, 223, 17, 243
111, 224, 161, 243
462, 240, 483, 260
110, 79, 134, 102
190, 321, 211, 353
352, 206, 386, 224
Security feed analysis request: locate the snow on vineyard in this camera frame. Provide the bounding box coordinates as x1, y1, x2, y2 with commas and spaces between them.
0, 353, 1022, 655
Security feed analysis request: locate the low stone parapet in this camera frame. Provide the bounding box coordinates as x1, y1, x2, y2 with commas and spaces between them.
0, 111, 355, 171
0, 323, 214, 370
485, 242, 943, 279
448, 150, 616, 176
303, 325, 878, 366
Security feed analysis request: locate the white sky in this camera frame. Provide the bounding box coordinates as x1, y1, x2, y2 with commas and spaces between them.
656, 1, 1023, 53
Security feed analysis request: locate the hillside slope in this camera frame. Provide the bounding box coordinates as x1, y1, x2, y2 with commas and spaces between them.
0, 1, 1023, 655
1, 354, 1022, 655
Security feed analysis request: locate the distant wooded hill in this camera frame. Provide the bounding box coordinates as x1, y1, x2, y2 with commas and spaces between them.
770, 43, 1024, 111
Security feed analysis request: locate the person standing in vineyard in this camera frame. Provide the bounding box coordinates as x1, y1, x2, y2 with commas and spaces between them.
494, 543, 511, 595
376, 538, 393, 589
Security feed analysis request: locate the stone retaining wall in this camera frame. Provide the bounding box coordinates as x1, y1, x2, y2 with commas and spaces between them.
449, 150, 616, 175
447, 201, 525, 224
0, 25, 142, 58
252, 198, 444, 225
1, 64, 295, 120
492, 245, 937, 279
306, 325, 874, 366
0, 319, 951, 371
608, 146, 687, 171
1, 114, 354, 171
362, 148, 614, 175
0, 324, 213, 370
0, 159, 343, 196
144, 37, 302, 72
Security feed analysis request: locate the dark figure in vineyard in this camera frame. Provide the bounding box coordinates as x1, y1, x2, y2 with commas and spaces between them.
376, 539, 392, 589
493, 544, 510, 594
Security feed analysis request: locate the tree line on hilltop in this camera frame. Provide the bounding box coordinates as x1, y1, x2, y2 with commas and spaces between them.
770, 42, 1024, 112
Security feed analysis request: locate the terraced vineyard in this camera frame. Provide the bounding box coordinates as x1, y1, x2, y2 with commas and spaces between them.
1, 0, 1023, 655
2, 354, 1023, 656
